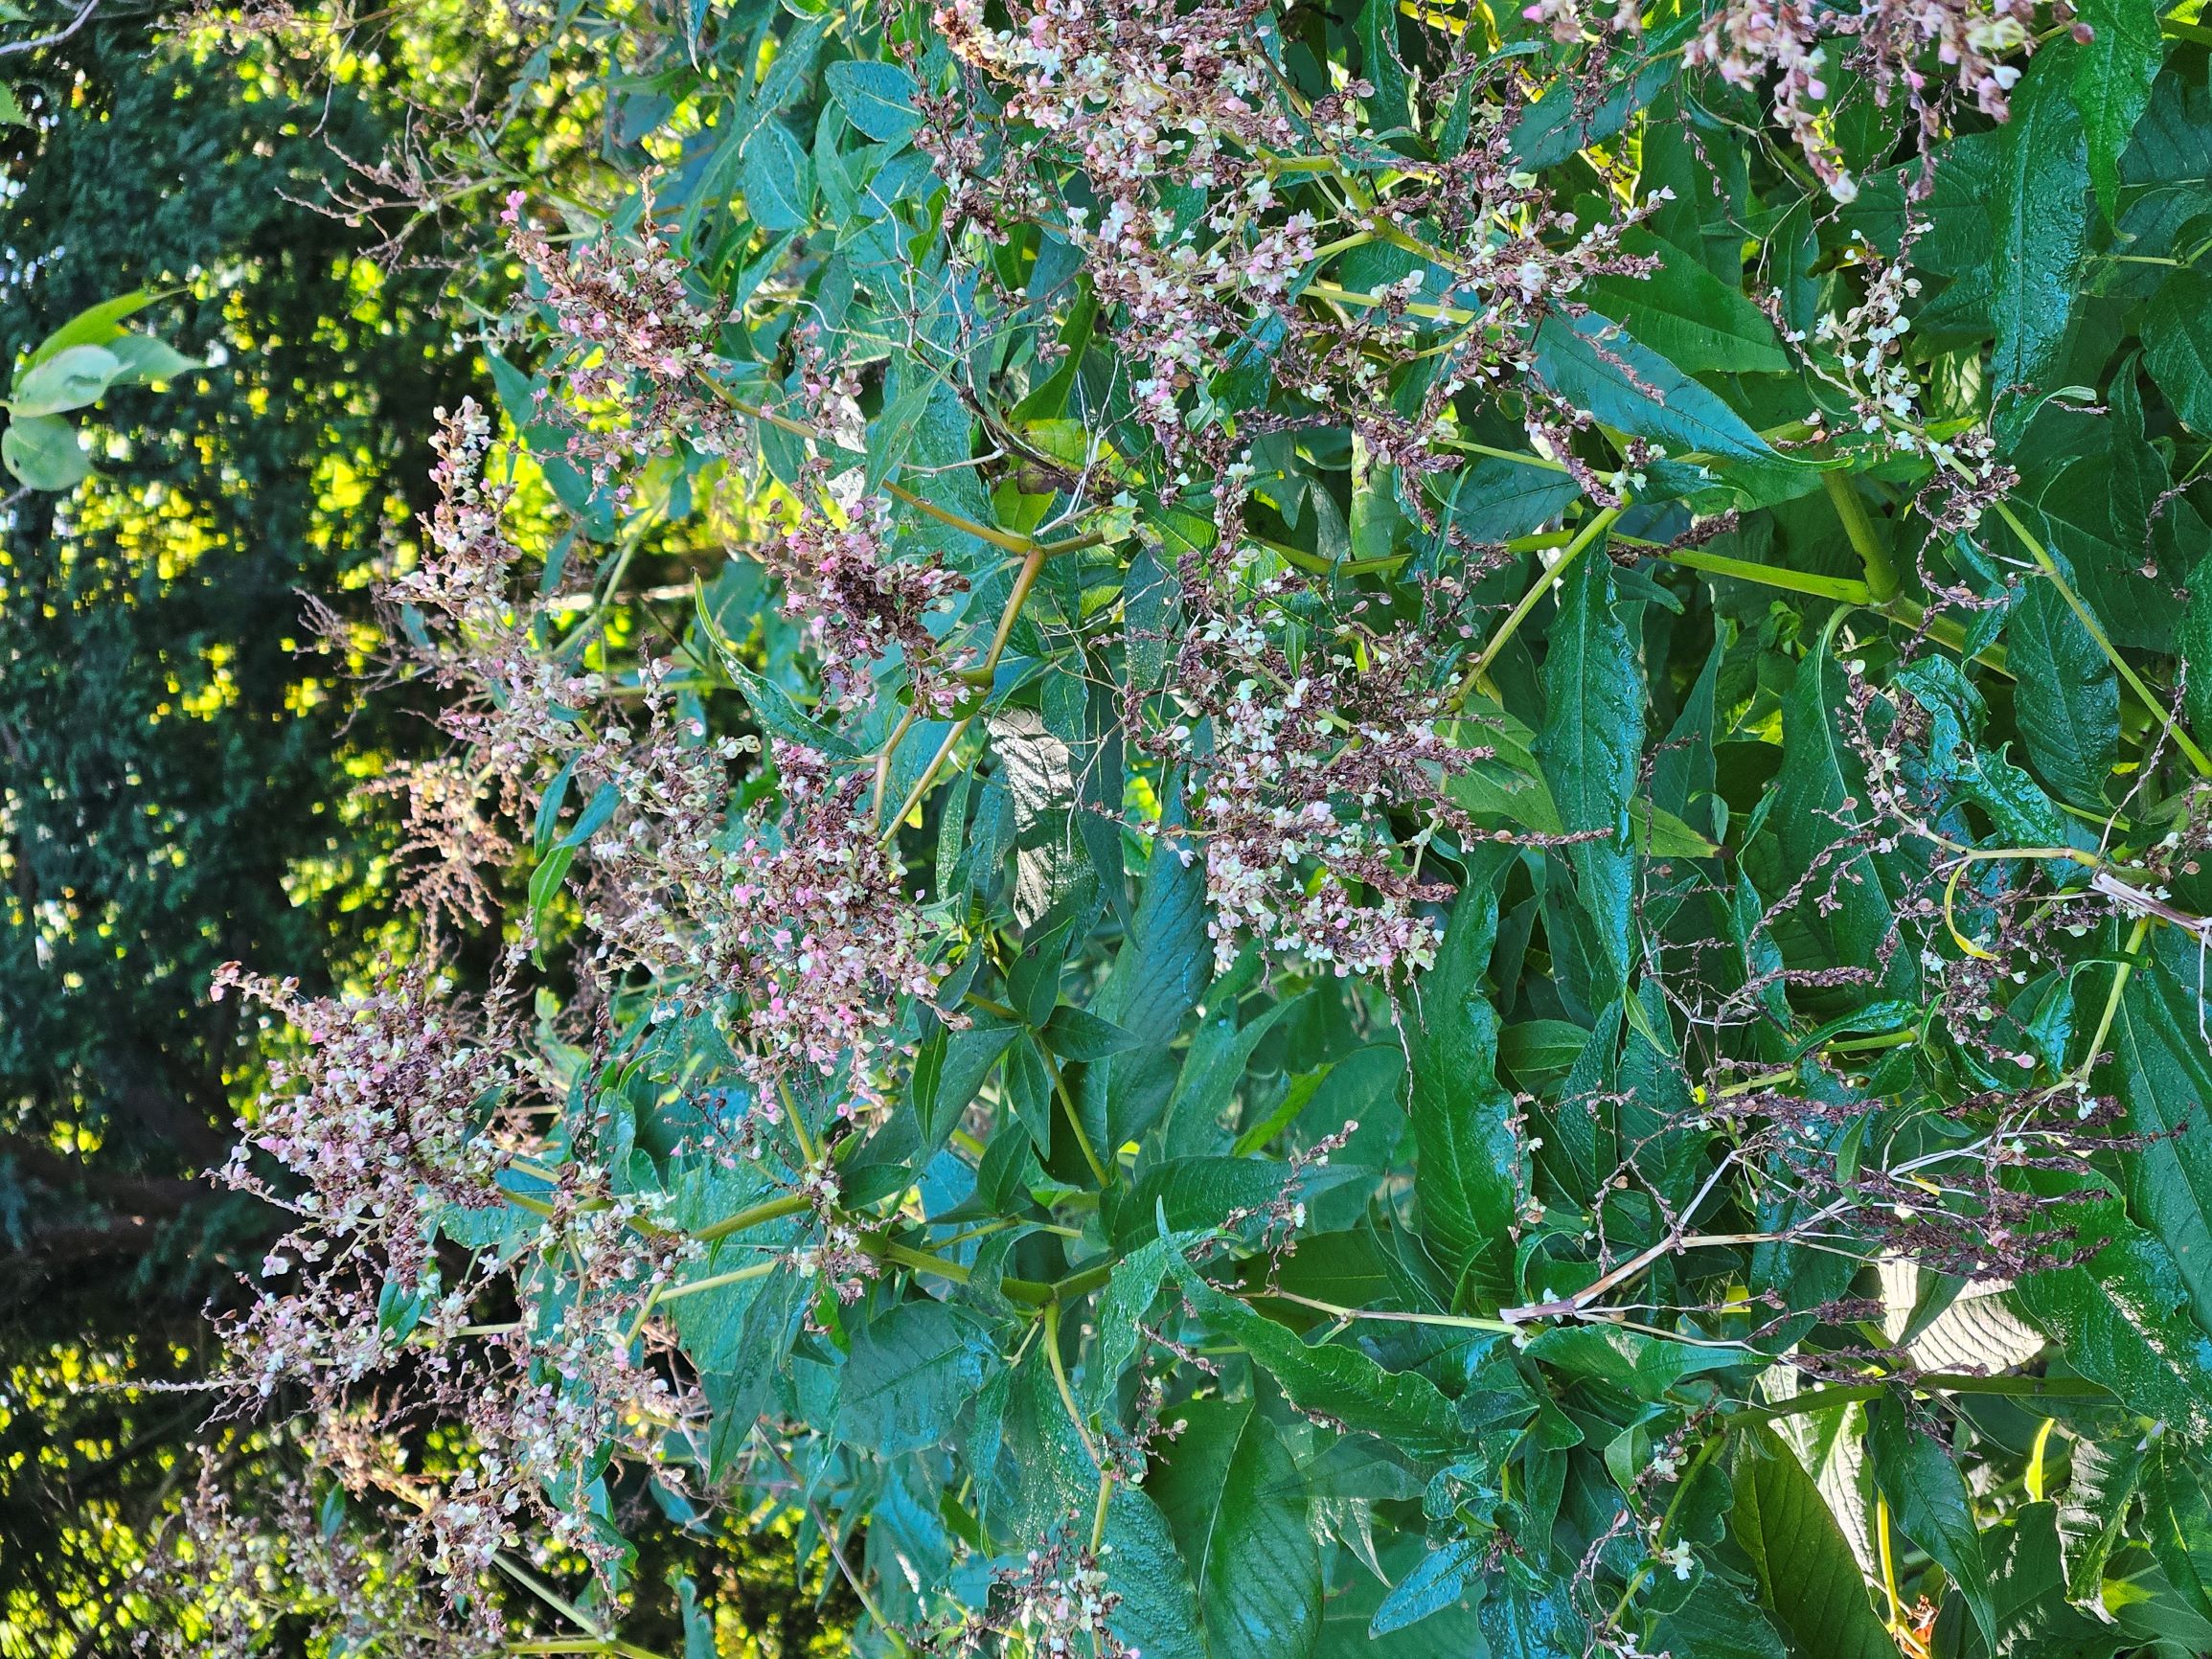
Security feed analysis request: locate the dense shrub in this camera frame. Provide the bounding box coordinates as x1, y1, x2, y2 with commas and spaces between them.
120, 0, 2212, 1654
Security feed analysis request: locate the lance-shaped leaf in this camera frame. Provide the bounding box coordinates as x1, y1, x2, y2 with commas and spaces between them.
1399, 878, 1523, 1298
1169, 1249, 1467, 1456
1728, 1427, 1895, 1659
1151, 1398, 1322, 1659
1866, 1399, 1997, 1646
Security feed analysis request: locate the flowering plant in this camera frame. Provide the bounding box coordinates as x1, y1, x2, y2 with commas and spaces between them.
167, 0, 2212, 1655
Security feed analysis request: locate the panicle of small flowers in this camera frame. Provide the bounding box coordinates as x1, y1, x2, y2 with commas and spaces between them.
503, 193, 745, 488
1687, 0, 2056, 194
931, 0, 1339, 449
579, 735, 946, 1120
990, 1529, 1133, 1659
210, 963, 521, 1311
1151, 546, 1475, 976
1686, 0, 1853, 193
137, 1459, 506, 1659
363, 754, 513, 943
1795, 238, 1927, 440
936, 0, 1664, 484
764, 332, 973, 711
1855, 0, 2055, 125
386, 400, 949, 1118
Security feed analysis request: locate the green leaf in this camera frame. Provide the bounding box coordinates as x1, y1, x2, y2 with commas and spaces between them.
1727, 1427, 1895, 1659
1151, 1398, 1321, 1659
1085, 1232, 1196, 1414
1646, 1575, 1787, 1659
2014, 1218, 2212, 1443
2060, 1435, 2145, 1603
1083, 815, 1210, 1150
1628, 797, 1721, 858
1866, 1399, 1996, 1646
1170, 1251, 1466, 1456
1401, 881, 1523, 1295
2069, 0, 2164, 220
741, 121, 814, 233
1181, 994, 1304, 1155
1537, 548, 1640, 843
106, 333, 201, 386
1438, 454, 1583, 544
1040, 1005, 1140, 1062
1369, 1536, 1481, 1637
1588, 232, 1789, 375
1522, 1325, 1745, 1402
1963, 1501, 2125, 1659
2144, 1443, 2212, 1625
2107, 943, 2212, 1330
1356, 0, 1409, 132
2145, 267, 2212, 434
526, 844, 575, 946
826, 59, 923, 146
1538, 549, 1642, 999
726, 660, 858, 759
1, 414, 89, 490
1741, 640, 1897, 975
1102, 1157, 1288, 1251
2007, 578, 2119, 810
9, 345, 124, 418
1990, 56, 2089, 435
837, 1299, 990, 1455
1532, 312, 1781, 463
25, 290, 154, 366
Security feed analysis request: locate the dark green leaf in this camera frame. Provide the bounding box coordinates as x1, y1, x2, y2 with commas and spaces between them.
742, 121, 814, 233
1401, 882, 1523, 1295
1152, 1398, 1322, 1659
1990, 57, 2089, 435
1532, 313, 1781, 463
1170, 1252, 1466, 1456
838, 1300, 991, 1455
1867, 1399, 1996, 1646
1588, 232, 1789, 375
827, 59, 923, 146
1727, 1427, 1895, 1659
2007, 578, 2118, 810
2070, 0, 2164, 220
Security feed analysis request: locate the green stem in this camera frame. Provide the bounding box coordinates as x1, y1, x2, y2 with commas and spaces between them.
2074, 915, 2155, 1082
879, 541, 1047, 845
1045, 1301, 1101, 1463
1039, 1042, 1111, 1189
651, 1259, 780, 1304
1987, 497, 2212, 777
1255, 1286, 1519, 1335
1823, 471, 1900, 603
1453, 507, 1622, 706
691, 1191, 811, 1245
1663, 546, 1871, 605
1722, 1373, 2110, 1427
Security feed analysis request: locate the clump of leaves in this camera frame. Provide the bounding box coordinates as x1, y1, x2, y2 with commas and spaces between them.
169, 0, 2212, 1655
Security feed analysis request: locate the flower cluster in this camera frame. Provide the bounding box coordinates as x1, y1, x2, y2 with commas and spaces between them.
988, 1531, 1132, 1659
502, 193, 743, 487
139, 1462, 507, 1659
934, 0, 1334, 448
208, 966, 706, 1592
1158, 553, 1469, 976
391, 402, 946, 1116
211, 964, 519, 1320
578, 734, 945, 1120
936, 0, 1662, 502
764, 343, 973, 713
1689, 0, 2051, 193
